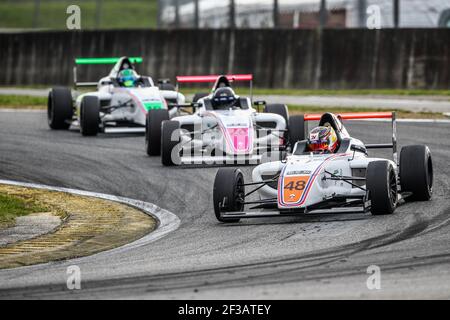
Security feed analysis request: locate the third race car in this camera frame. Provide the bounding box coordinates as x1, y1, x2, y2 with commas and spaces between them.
47, 56, 185, 136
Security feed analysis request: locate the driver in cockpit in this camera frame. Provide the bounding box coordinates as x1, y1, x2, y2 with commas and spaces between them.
117, 69, 139, 88
211, 87, 238, 110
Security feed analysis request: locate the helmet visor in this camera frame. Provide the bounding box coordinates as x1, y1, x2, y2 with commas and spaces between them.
309, 141, 329, 151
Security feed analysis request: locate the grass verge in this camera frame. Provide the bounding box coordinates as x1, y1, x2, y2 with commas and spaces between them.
0, 94, 447, 119
0, 193, 47, 228
0, 95, 47, 109
0, 0, 157, 29
181, 87, 450, 97
288, 105, 447, 119
250, 88, 450, 97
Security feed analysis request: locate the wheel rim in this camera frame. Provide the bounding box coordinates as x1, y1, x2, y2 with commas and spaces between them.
48, 96, 53, 124
145, 120, 149, 148
427, 156, 433, 193
388, 168, 397, 207
234, 175, 245, 212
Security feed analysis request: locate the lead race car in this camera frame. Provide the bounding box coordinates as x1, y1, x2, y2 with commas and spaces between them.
47, 56, 185, 136
145, 74, 303, 166
213, 112, 433, 222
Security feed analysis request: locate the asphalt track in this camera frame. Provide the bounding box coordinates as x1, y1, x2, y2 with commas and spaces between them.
0, 110, 449, 299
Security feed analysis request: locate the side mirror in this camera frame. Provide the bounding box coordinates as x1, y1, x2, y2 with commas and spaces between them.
254, 100, 266, 112
100, 80, 113, 86
350, 144, 367, 155
191, 102, 201, 109
158, 78, 171, 84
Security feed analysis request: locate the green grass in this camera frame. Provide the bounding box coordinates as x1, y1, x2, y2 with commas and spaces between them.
0, 93, 447, 119
0, 193, 46, 227
251, 88, 450, 96
288, 105, 447, 119
0, 0, 158, 30
0, 95, 47, 108
181, 87, 450, 97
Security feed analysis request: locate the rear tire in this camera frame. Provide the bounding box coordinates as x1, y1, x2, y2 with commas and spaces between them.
264, 104, 289, 125
161, 120, 181, 166
400, 145, 433, 201
159, 83, 175, 91
366, 161, 398, 215
48, 87, 73, 130
80, 96, 99, 136
288, 115, 306, 145
213, 168, 244, 223
146, 109, 169, 156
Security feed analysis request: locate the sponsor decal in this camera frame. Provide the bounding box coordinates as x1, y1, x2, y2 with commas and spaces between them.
143, 101, 163, 111
278, 153, 350, 207
286, 170, 311, 175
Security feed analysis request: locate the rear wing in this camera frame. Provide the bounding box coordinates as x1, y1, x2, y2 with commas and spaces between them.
176, 74, 254, 101
73, 57, 143, 87
303, 112, 398, 165
176, 74, 253, 83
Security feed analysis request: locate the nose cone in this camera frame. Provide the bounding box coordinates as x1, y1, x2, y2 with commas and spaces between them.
227, 127, 250, 152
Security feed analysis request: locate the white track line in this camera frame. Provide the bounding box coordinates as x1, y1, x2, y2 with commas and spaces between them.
0, 179, 181, 253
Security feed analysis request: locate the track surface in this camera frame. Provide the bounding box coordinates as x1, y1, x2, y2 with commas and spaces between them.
0, 111, 449, 299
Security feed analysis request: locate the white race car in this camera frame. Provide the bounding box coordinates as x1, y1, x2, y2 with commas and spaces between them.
47, 56, 185, 136
213, 112, 433, 222
145, 74, 302, 166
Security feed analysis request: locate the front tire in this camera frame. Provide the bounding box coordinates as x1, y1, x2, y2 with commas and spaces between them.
146, 109, 170, 156
366, 161, 398, 215
400, 145, 433, 201
161, 120, 181, 166
80, 96, 99, 136
213, 168, 244, 223
48, 87, 73, 130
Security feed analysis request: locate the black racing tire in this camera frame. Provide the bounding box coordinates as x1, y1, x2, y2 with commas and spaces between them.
80, 96, 99, 136
400, 145, 433, 201
367, 161, 398, 215
213, 168, 244, 223
161, 120, 181, 166
264, 104, 289, 126
47, 87, 73, 130
192, 92, 209, 103
159, 83, 176, 91
288, 115, 306, 145
264, 104, 290, 147
146, 109, 170, 156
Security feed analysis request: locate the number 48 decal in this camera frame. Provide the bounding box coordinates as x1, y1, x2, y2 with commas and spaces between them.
284, 180, 306, 191
282, 176, 310, 203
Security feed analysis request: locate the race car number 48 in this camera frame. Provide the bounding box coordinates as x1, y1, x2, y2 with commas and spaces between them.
283, 176, 310, 203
